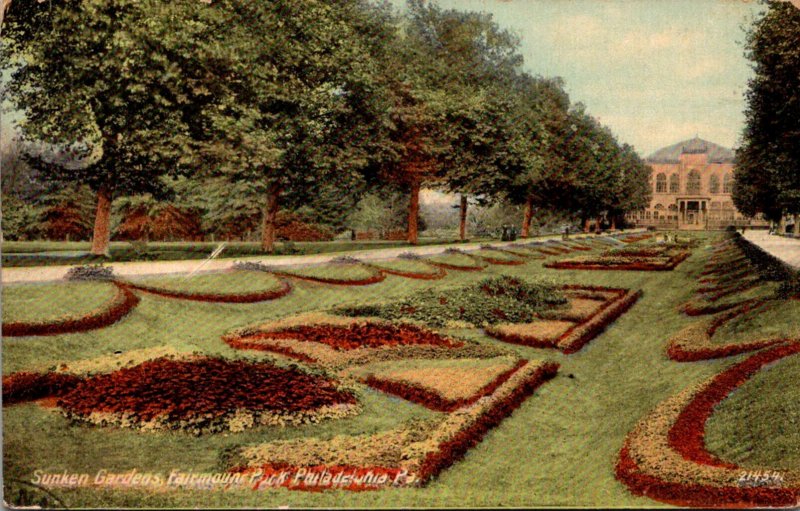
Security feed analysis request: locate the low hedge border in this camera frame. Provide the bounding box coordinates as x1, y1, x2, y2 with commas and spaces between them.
2, 371, 84, 405
361, 359, 527, 412
271, 267, 386, 286
616, 342, 800, 508
2, 282, 140, 337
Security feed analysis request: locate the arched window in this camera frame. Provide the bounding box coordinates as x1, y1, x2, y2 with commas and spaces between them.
654, 203, 665, 210
668, 204, 678, 211
655, 173, 667, 193
686, 170, 701, 194
669, 174, 679, 193
709, 175, 720, 194
723, 174, 733, 193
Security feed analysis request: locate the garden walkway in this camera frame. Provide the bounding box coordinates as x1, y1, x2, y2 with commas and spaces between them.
1, 230, 643, 284
743, 229, 800, 269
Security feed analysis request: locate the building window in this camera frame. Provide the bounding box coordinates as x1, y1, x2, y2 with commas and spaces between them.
686, 170, 701, 194
711, 201, 721, 210
709, 175, 720, 194
669, 174, 679, 193
645, 211, 651, 219
723, 174, 733, 193
655, 173, 667, 193
668, 204, 678, 212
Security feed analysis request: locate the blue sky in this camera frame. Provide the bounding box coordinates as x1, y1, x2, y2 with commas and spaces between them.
392, 0, 765, 157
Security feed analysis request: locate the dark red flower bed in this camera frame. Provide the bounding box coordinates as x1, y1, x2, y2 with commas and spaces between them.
120, 279, 292, 303
2, 371, 84, 405
366, 265, 447, 280
546, 252, 688, 271
362, 360, 527, 412
616, 445, 798, 508
415, 362, 559, 485
616, 343, 800, 508
224, 336, 319, 363
426, 261, 485, 272
668, 342, 800, 468
473, 251, 527, 266
57, 357, 356, 422
2, 283, 140, 337
242, 323, 464, 351
619, 234, 653, 243
273, 270, 386, 286
486, 286, 640, 354
667, 340, 784, 362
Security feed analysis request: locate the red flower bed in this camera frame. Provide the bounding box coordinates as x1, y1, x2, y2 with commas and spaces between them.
273, 269, 386, 286
2, 283, 140, 337
242, 323, 464, 351
620, 234, 653, 243
414, 362, 559, 485
669, 343, 800, 468
2, 371, 84, 405
57, 357, 356, 423
472, 254, 527, 266
362, 360, 527, 412
120, 279, 292, 303
616, 343, 800, 508
616, 445, 798, 508
367, 265, 447, 280
487, 286, 640, 354
426, 261, 485, 271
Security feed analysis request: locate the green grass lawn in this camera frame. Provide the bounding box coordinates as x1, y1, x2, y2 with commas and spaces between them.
127, 270, 285, 294
366, 258, 441, 274
277, 263, 379, 280
5, 231, 799, 507
705, 352, 800, 471
2, 281, 118, 323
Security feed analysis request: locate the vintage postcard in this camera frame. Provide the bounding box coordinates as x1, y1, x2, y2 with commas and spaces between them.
2, 0, 800, 508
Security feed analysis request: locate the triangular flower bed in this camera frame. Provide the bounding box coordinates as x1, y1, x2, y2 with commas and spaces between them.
486, 285, 641, 354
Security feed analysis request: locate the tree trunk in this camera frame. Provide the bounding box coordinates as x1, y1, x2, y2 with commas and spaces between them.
521, 196, 534, 238
778, 211, 786, 234
583, 217, 590, 233
459, 195, 468, 241
407, 179, 421, 245
794, 214, 799, 236
610, 216, 617, 230
261, 185, 281, 253
595, 216, 602, 234
90, 186, 113, 256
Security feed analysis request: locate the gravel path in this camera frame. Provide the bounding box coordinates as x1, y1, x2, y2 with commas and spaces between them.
743, 229, 800, 268
2, 231, 640, 284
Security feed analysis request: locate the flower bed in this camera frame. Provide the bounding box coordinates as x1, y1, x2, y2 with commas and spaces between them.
334, 276, 567, 328
616, 343, 800, 508
3, 282, 140, 337
120, 274, 293, 303
545, 246, 690, 271
359, 358, 527, 412
227, 359, 559, 491
619, 233, 653, 243
2, 371, 84, 405
486, 286, 641, 353
667, 299, 785, 361
472, 248, 528, 265
426, 251, 487, 271
222, 313, 502, 369
364, 260, 447, 280
56, 356, 359, 435
271, 264, 386, 286
491, 246, 546, 259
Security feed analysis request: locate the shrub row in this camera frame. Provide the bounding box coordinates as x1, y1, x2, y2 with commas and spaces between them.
2, 371, 84, 405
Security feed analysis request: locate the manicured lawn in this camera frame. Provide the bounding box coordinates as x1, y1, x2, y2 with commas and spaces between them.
127, 271, 285, 294
705, 352, 800, 471
4, 231, 799, 507
2, 281, 118, 324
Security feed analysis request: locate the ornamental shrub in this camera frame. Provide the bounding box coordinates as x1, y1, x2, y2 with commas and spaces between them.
64, 264, 115, 281
335, 276, 566, 327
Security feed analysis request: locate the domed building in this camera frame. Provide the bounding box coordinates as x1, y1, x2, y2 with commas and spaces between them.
626, 137, 767, 230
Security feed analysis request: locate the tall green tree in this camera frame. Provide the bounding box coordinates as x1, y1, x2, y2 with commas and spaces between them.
187, 0, 392, 252
6, 0, 204, 255
733, 0, 800, 229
